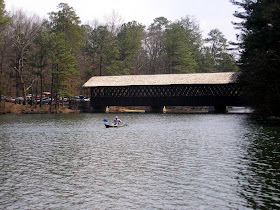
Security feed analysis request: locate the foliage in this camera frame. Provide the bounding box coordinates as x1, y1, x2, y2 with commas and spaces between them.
178, 16, 206, 73
143, 17, 169, 74
198, 47, 216, 73
0, 0, 10, 97
48, 3, 83, 99
49, 32, 76, 98
48, 3, 84, 51
118, 21, 145, 74
163, 23, 197, 73
232, 0, 280, 117
28, 31, 50, 71
205, 29, 238, 72
27, 31, 51, 106
0, 0, 10, 41
86, 26, 120, 76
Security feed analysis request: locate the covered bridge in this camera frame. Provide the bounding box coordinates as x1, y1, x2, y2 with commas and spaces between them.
83, 72, 243, 113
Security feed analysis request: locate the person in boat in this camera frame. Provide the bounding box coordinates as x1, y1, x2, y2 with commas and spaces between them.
112, 116, 122, 125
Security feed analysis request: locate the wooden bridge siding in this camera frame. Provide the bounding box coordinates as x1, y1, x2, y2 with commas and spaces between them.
90, 84, 243, 107
90, 96, 243, 107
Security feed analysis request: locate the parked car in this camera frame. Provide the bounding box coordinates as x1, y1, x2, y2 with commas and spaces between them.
6, 97, 16, 102
15, 97, 24, 104
42, 97, 51, 104
1, 95, 6, 100
63, 97, 69, 102
26, 96, 32, 101
72, 95, 84, 101
32, 96, 41, 104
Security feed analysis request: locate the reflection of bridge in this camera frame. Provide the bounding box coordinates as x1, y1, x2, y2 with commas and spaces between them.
83, 72, 244, 113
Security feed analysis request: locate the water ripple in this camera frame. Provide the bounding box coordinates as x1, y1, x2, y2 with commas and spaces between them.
0, 113, 279, 209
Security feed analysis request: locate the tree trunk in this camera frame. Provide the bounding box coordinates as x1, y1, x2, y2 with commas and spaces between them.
50, 72, 54, 113
99, 56, 103, 76
40, 68, 43, 108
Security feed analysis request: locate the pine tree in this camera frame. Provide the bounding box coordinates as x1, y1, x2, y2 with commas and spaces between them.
0, 0, 9, 41
48, 3, 83, 109
0, 0, 10, 102
117, 21, 144, 74
232, 0, 280, 117
163, 23, 197, 74
49, 32, 76, 111
86, 26, 120, 76
179, 16, 205, 73
28, 31, 50, 107
48, 3, 84, 51
205, 29, 238, 72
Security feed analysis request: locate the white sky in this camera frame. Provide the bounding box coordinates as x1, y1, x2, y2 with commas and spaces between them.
5, 0, 241, 42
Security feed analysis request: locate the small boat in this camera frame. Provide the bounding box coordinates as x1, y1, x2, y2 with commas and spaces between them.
104, 123, 124, 128
103, 119, 125, 128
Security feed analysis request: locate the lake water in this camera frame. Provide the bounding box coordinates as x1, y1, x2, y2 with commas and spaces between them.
0, 113, 279, 209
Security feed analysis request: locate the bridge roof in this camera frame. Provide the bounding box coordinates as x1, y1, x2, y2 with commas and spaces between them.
83, 72, 239, 87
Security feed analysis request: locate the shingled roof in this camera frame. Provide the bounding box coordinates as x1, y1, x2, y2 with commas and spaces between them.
83, 72, 239, 87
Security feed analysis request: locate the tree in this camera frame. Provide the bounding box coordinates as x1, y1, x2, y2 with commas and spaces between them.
0, 0, 9, 41
232, 0, 280, 117
48, 3, 84, 107
49, 32, 76, 112
9, 10, 41, 104
86, 26, 120, 76
143, 17, 169, 74
179, 16, 209, 73
0, 0, 10, 101
105, 10, 123, 36
163, 23, 197, 73
28, 30, 51, 107
0, 26, 12, 96
198, 47, 216, 73
205, 29, 238, 72
48, 3, 84, 52
117, 21, 145, 74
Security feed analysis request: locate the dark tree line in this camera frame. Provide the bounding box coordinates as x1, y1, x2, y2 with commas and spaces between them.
232, 0, 280, 117
0, 1, 238, 103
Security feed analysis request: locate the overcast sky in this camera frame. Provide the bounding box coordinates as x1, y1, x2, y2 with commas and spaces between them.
5, 0, 241, 42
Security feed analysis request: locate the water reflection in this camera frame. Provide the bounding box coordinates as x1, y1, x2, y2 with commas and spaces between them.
0, 113, 279, 209
238, 122, 280, 209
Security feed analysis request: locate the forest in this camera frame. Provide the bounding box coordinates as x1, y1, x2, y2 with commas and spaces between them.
0, 1, 238, 103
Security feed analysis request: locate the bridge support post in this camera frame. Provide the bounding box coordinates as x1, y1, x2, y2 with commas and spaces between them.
90, 106, 107, 113
145, 106, 164, 113
208, 106, 228, 113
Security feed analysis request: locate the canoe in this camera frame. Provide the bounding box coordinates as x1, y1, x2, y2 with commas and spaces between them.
105, 123, 124, 128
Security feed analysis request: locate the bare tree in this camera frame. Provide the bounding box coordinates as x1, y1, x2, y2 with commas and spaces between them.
84, 19, 101, 30
9, 10, 42, 104
104, 10, 123, 36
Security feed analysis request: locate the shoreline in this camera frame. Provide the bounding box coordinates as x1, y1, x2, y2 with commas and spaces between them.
0, 102, 210, 114
0, 102, 79, 114
2, 102, 279, 122
1, 102, 255, 115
